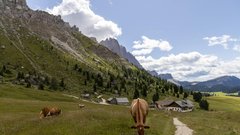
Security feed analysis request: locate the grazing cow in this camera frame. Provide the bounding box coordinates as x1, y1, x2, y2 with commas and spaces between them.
79, 104, 85, 108
130, 98, 150, 135
39, 107, 61, 119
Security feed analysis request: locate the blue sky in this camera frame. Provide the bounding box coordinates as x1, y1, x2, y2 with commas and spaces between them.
26, 0, 240, 81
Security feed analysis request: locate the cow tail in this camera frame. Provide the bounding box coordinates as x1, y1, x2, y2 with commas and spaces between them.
39, 111, 43, 119
137, 98, 141, 125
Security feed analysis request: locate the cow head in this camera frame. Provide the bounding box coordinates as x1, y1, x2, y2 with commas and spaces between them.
131, 125, 150, 135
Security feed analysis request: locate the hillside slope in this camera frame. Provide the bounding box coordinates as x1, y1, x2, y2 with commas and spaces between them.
0, 0, 179, 100
185, 76, 240, 92
100, 38, 143, 69
0, 84, 175, 135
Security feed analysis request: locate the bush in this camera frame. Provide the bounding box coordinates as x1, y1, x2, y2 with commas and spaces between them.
38, 83, 44, 90
152, 92, 159, 103
193, 92, 202, 102
50, 77, 58, 90
199, 99, 209, 110
133, 89, 139, 99
183, 92, 189, 99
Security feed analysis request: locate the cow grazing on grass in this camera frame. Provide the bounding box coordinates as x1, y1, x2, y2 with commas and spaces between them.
39, 107, 61, 119
79, 104, 85, 108
130, 98, 150, 135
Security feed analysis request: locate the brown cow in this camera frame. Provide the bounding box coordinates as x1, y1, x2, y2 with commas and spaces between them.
39, 107, 61, 119
79, 104, 85, 108
130, 98, 150, 135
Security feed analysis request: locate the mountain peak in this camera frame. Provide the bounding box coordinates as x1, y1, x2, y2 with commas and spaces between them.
158, 73, 174, 80
100, 38, 143, 69
0, 0, 28, 10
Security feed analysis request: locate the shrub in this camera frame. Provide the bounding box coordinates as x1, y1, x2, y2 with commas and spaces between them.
183, 92, 189, 99
193, 92, 202, 102
199, 99, 209, 110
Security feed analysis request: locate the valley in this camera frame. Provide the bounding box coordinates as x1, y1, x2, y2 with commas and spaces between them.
0, 1, 240, 135
1, 84, 240, 135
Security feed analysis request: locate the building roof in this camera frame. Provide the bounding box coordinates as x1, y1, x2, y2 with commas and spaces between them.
115, 97, 129, 103
175, 100, 194, 108
156, 100, 174, 106
107, 98, 113, 102
81, 94, 90, 97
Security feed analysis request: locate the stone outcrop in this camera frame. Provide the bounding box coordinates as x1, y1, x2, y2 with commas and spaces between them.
100, 38, 143, 69
0, 0, 28, 10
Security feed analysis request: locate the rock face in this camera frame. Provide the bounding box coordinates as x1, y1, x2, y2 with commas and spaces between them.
148, 70, 158, 77
158, 73, 174, 80
185, 76, 240, 92
0, 0, 28, 10
100, 38, 143, 69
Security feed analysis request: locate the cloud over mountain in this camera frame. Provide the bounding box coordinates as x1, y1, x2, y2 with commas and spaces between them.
203, 35, 237, 49
135, 51, 240, 82
132, 36, 172, 56
47, 0, 122, 41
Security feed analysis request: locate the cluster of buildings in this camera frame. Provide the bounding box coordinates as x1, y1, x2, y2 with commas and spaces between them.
156, 99, 194, 112
81, 93, 194, 112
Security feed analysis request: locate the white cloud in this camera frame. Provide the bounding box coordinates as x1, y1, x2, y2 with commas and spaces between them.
132, 36, 172, 56
203, 35, 237, 49
132, 49, 153, 56
108, 0, 113, 5
135, 51, 240, 81
233, 45, 240, 52
47, 0, 122, 42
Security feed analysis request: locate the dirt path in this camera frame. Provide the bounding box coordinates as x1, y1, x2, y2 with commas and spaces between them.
173, 118, 193, 135
99, 98, 110, 105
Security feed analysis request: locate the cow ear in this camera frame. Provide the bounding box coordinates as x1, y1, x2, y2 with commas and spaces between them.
131, 126, 137, 129
144, 126, 150, 129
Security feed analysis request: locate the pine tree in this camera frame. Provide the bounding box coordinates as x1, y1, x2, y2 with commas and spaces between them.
162, 88, 165, 94
93, 83, 97, 92
193, 92, 202, 102
50, 77, 58, 90
17, 72, 24, 80
44, 76, 50, 85
173, 85, 179, 94
152, 92, 159, 103
26, 82, 31, 88
84, 79, 87, 85
141, 89, 147, 97
2, 65, 6, 72
0, 69, 3, 76
183, 92, 189, 99
179, 86, 183, 94
38, 83, 44, 90
199, 99, 209, 110
133, 89, 139, 99
74, 64, 78, 70
59, 78, 66, 89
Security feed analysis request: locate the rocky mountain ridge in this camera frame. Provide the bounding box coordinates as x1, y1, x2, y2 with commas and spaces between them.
185, 76, 240, 92
0, 0, 140, 92
0, 0, 28, 10
149, 70, 240, 92
100, 38, 143, 69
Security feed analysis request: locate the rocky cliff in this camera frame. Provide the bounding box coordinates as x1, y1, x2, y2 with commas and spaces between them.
100, 38, 143, 69
0, 0, 28, 10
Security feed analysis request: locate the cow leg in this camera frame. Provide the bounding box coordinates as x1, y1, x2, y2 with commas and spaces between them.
133, 116, 137, 123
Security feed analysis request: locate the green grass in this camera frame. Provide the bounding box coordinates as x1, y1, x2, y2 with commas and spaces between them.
0, 84, 175, 135
172, 93, 240, 135
2, 84, 240, 135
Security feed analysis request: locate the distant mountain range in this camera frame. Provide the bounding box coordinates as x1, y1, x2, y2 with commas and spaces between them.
100, 38, 143, 69
148, 71, 240, 92
184, 76, 240, 92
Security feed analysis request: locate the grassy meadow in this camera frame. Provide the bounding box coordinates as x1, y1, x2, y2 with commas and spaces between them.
0, 84, 175, 135
1, 83, 240, 135
172, 93, 240, 135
